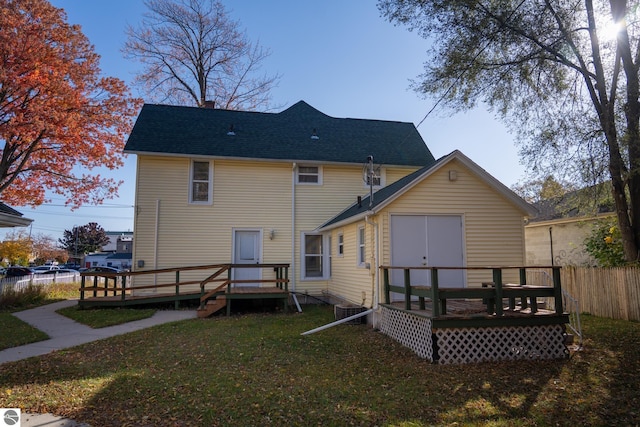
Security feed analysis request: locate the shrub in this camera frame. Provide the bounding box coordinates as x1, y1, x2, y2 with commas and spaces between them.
584, 217, 627, 267
0, 284, 46, 310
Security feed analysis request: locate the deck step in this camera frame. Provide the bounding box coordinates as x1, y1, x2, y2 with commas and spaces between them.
197, 296, 227, 318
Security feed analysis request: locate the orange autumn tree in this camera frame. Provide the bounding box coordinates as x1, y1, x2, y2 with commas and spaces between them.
0, 0, 142, 208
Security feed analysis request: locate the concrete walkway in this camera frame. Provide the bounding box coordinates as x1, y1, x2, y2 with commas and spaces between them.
1, 300, 197, 364
1, 300, 198, 427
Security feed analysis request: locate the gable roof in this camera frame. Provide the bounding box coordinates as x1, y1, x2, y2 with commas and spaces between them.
317, 150, 536, 231
0, 202, 33, 228
124, 101, 435, 167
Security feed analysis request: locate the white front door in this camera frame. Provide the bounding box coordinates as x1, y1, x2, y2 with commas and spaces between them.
390, 215, 465, 301
233, 229, 262, 287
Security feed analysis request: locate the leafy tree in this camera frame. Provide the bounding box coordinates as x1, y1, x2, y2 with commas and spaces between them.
31, 233, 68, 265
0, 230, 32, 266
58, 223, 110, 256
0, 0, 142, 208
379, 0, 640, 262
123, 0, 280, 110
512, 176, 575, 203
584, 217, 626, 266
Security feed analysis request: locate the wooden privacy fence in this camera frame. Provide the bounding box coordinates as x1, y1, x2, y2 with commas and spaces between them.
528, 266, 640, 321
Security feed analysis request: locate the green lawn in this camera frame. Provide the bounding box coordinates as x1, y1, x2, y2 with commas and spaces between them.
0, 307, 638, 426
0, 313, 49, 350
56, 306, 157, 328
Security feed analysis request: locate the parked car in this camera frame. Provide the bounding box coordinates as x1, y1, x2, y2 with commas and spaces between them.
84, 266, 122, 273
4, 266, 35, 277
32, 265, 60, 274
40, 268, 79, 275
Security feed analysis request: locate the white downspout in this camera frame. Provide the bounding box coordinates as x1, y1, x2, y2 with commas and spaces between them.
364, 214, 380, 310
154, 199, 160, 288
291, 163, 301, 312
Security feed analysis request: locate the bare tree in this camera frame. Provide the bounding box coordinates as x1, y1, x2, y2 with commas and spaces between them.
123, 0, 280, 110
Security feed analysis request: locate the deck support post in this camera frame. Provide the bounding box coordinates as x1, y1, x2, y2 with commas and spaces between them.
121, 275, 127, 301
383, 268, 390, 304
80, 275, 85, 301
175, 271, 180, 309
403, 268, 411, 310
431, 269, 440, 317
493, 268, 503, 316
553, 266, 563, 314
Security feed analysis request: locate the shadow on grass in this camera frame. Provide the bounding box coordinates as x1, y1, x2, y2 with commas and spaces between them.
0, 309, 638, 426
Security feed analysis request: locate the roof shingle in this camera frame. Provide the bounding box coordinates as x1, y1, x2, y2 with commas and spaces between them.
125, 101, 435, 167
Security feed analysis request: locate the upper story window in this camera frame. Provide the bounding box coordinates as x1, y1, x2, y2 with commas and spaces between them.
364, 167, 385, 189
190, 160, 212, 204
297, 165, 322, 185
337, 233, 344, 257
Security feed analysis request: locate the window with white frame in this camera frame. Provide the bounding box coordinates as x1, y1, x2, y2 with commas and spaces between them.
303, 233, 325, 278
190, 160, 212, 203
297, 165, 322, 184
337, 232, 344, 256
364, 167, 385, 188
357, 226, 366, 266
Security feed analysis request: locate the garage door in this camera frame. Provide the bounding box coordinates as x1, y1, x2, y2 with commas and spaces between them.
390, 215, 465, 300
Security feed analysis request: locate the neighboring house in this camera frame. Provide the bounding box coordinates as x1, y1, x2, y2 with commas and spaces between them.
83, 233, 133, 270
0, 202, 33, 228
124, 101, 535, 307
525, 186, 615, 266
102, 231, 133, 252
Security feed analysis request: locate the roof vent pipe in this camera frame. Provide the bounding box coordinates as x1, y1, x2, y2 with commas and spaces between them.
357, 196, 362, 208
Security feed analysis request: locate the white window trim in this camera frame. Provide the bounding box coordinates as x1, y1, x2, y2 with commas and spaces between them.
363, 167, 386, 189
296, 165, 323, 185
189, 159, 213, 204
301, 232, 329, 280
357, 225, 366, 267
337, 232, 344, 257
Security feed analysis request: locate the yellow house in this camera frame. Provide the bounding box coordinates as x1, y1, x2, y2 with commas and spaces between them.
119, 102, 574, 364
124, 101, 535, 307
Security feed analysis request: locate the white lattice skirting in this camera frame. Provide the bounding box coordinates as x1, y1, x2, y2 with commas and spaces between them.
379, 306, 569, 364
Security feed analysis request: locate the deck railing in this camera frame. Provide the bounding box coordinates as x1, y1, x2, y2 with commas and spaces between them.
379, 265, 564, 317
79, 263, 289, 308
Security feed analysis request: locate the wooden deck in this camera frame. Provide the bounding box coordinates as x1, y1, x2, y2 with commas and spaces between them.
77, 263, 291, 316
386, 298, 568, 328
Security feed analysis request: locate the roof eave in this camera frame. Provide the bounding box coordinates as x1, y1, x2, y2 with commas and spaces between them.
0, 212, 33, 228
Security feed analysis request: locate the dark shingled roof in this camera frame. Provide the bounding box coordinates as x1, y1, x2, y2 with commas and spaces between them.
318, 162, 437, 229
0, 202, 24, 217
124, 101, 435, 167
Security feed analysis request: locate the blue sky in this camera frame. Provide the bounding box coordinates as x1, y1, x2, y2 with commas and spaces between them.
10, 0, 524, 241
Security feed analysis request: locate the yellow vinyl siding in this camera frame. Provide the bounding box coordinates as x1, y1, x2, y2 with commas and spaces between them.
132, 157, 292, 288
327, 223, 375, 306
379, 159, 525, 285
327, 158, 528, 303
293, 165, 417, 294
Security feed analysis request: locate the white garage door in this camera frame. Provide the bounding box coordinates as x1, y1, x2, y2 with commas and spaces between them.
390, 215, 465, 300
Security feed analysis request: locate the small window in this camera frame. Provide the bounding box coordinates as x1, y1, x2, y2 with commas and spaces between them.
357, 226, 366, 266
190, 160, 212, 203
297, 165, 322, 185
364, 167, 385, 188
337, 233, 344, 257
303, 234, 324, 278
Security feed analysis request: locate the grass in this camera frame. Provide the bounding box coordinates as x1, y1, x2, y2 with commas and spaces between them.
0, 283, 81, 349
0, 307, 638, 426
56, 306, 157, 328
0, 313, 49, 351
